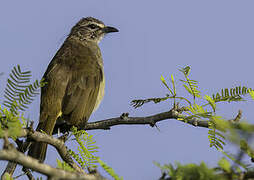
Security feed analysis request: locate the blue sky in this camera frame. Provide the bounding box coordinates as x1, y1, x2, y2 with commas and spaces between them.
0, 1, 254, 179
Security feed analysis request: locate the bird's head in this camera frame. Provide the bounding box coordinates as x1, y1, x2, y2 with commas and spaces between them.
69, 17, 118, 43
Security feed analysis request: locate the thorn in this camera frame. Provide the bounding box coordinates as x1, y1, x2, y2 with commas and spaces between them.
230, 109, 242, 123
149, 121, 156, 127
29, 121, 34, 130
154, 124, 160, 132
58, 133, 68, 142
173, 102, 180, 110
120, 113, 129, 119
234, 109, 242, 123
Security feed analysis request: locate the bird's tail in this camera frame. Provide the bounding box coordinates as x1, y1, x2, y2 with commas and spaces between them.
28, 137, 48, 162
28, 116, 57, 162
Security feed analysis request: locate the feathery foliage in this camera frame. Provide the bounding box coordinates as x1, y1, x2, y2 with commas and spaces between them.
131, 66, 201, 108
179, 66, 201, 102
155, 157, 245, 180
131, 69, 192, 108
131, 95, 170, 109
3, 65, 45, 114
208, 116, 227, 150
240, 140, 254, 161
0, 105, 23, 139
248, 89, 254, 100
212, 86, 251, 103
56, 159, 74, 172
131, 66, 253, 109
2, 173, 13, 180
154, 161, 225, 180
131, 65, 254, 173
68, 127, 99, 170
184, 103, 227, 151
0, 65, 44, 139
98, 159, 123, 180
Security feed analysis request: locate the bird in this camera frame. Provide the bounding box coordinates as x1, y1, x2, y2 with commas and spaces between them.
28, 17, 118, 162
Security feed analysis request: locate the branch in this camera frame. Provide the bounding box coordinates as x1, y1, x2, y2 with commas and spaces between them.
83, 109, 210, 130
1, 128, 84, 177
54, 107, 210, 133
2, 135, 30, 179
0, 136, 105, 180
84, 110, 179, 130
82, 107, 245, 131
28, 129, 84, 173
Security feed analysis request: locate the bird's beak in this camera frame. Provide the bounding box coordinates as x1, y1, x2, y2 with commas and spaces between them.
102, 26, 119, 33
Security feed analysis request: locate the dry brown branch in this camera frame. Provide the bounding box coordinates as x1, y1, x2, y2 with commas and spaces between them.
27, 129, 84, 173
1, 128, 84, 178
54, 107, 210, 132
0, 136, 105, 180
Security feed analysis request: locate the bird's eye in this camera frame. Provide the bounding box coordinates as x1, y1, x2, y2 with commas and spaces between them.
88, 24, 98, 29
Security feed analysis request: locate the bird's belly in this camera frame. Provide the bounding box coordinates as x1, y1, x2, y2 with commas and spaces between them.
93, 77, 105, 112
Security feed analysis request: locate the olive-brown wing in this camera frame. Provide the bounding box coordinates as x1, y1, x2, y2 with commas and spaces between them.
61, 41, 103, 127
39, 40, 73, 132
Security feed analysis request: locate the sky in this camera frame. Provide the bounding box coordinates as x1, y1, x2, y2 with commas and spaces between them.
0, 0, 254, 179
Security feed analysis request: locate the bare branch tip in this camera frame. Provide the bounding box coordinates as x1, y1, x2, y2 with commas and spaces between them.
233, 109, 242, 123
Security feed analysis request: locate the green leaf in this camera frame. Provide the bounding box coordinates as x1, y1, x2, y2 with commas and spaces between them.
212, 86, 250, 103
3, 65, 43, 114
161, 75, 174, 95
179, 66, 191, 76
98, 159, 123, 180
248, 88, 254, 100
2, 173, 13, 180
183, 84, 193, 95
218, 158, 231, 173
171, 74, 176, 96
69, 127, 99, 169
56, 159, 74, 172
219, 149, 247, 169
204, 95, 216, 112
